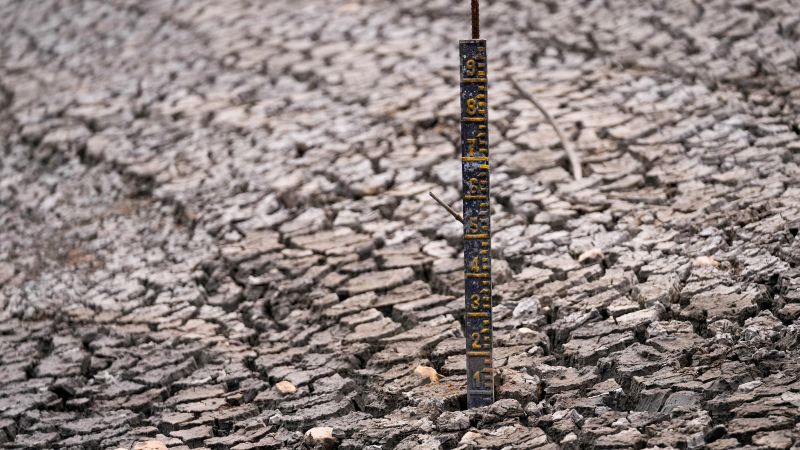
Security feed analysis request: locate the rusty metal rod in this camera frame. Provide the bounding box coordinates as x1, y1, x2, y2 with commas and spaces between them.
471, 0, 480, 39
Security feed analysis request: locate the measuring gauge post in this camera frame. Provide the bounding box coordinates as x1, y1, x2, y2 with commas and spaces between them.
459, 38, 494, 409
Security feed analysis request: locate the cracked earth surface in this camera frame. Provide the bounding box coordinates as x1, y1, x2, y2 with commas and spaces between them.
2, 0, 800, 449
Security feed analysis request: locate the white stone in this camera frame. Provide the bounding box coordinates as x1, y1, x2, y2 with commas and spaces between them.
133, 441, 168, 450
305, 426, 336, 446
275, 380, 297, 395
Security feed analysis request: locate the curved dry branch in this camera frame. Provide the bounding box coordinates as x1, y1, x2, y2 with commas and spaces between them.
509, 76, 583, 180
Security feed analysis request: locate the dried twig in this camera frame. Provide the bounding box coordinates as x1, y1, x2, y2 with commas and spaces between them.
508, 76, 583, 180
429, 192, 464, 224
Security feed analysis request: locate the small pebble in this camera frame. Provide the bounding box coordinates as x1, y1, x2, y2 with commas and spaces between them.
132, 441, 168, 450
414, 365, 440, 383
693, 256, 719, 267
275, 380, 297, 395
305, 426, 336, 447
578, 247, 604, 263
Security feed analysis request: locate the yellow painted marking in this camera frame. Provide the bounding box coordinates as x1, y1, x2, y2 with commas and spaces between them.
462, 78, 487, 83
467, 351, 491, 356
479, 164, 489, 169
462, 117, 487, 122
465, 233, 489, 239
467, 312, 489, 318
461, 156, 488, 162
464, 195, 488, 199
465, 273, 490, 278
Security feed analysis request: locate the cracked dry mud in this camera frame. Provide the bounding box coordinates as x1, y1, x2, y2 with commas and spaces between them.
1, 0, 800, 449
